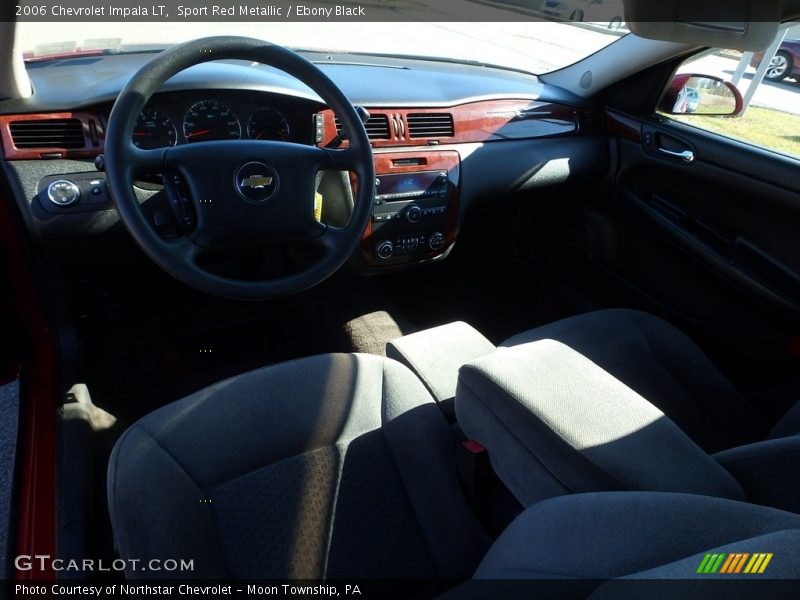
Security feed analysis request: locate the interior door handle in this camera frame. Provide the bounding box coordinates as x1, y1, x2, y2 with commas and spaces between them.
658, 147, 695, 163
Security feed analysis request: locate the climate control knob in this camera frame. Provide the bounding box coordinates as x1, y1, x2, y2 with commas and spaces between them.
406, 204, 422, 223
375, 240, 394, 260
429, 232, 445, 251
47, 179, 81, 207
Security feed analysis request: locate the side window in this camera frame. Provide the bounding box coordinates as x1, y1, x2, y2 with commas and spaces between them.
657, 23, 800, 160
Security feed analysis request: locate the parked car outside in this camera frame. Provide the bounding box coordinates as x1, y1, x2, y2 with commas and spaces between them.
751, 38, 800, 81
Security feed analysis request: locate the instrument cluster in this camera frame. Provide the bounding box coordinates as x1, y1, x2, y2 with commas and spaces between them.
128, 92, 314, 150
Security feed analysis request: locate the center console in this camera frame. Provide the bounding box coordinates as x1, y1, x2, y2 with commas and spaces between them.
362, 151, 460, 266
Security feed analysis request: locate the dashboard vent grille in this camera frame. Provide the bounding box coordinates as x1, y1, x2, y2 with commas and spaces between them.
334, 114, 391, 140
9, 118, 85, 149
578, 110, 601, 131
406, 113, 454, 138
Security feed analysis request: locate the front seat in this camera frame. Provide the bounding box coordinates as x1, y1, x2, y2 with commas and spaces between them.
502, 309, 798, 453
465, 491, 800, 595
109, 352, 800, 587
107, 353, 489, 580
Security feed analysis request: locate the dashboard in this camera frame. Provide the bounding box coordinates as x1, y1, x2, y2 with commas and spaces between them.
0, 50, 610, 272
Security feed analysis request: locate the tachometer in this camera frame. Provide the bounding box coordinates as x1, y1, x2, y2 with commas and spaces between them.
132, 110, 177, 149
182, 100, 241, 142
247, 109, 291, 141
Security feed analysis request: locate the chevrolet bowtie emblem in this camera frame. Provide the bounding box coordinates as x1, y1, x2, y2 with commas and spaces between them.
235, 162, 278, 204
241, 175, 274, 189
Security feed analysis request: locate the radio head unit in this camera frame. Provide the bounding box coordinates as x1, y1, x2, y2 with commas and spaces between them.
365, 152, 460, 266
375, 171, 449, 202
360, 150, 460, 268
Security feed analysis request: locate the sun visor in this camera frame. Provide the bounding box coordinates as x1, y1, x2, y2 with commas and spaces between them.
624, 0, 780, 52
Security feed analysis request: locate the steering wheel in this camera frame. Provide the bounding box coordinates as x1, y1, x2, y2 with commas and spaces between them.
105, 36, 374, 301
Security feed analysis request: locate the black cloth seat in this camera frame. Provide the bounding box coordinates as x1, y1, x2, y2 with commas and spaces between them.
109, 351, 800, 585
107, 353, 489, 580
475, 492, 800, 580
502, 309, 798, 453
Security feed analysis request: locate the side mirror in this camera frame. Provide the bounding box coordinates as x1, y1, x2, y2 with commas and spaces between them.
658, 74, 744, 117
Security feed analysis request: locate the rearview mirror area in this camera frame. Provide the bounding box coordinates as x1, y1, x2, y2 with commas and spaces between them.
658, 74, 744, 116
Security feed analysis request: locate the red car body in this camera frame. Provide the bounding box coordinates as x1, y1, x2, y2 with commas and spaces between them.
751, 38, 800, 81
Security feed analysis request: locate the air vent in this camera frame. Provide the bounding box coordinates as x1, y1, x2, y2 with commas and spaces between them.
406, 113, 454, 138
334, 114, 390, 140
9, 118, 85, 149
578, 110, 601, 131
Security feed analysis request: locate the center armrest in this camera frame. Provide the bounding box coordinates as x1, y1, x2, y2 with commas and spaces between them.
455, 339, 745, 506
387, 321, 496, 421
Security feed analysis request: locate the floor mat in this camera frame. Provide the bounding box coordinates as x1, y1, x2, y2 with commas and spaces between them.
344, 310, 406, 356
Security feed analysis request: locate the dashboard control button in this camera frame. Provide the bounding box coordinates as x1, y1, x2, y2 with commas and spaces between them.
164, 173, 196, 232
47, 180, 81, 206
314, 114, 325, 143
83, 178, 108, 203
406, 204, 422, 223
429, 232, 445, 251
376, 240, 394, 260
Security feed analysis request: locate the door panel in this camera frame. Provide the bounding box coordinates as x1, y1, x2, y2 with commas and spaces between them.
587, 111, 800, 414
619, 131, 800, 317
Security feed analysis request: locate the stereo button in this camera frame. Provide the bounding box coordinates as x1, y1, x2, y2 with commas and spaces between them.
406, 204, 422, 223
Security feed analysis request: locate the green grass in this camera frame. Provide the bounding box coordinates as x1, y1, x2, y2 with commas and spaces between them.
672, 106, 800, 159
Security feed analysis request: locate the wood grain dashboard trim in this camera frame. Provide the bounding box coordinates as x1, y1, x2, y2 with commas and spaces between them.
319, 99, 580, 149
0, 98, 586, 161
0, 112, 104, 160
603, 109, 642, 143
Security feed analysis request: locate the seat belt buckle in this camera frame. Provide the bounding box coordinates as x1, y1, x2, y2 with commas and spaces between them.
456, 440, 491, 519
462, 440, 487, 455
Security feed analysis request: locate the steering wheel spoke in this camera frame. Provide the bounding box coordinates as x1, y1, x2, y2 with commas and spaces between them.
314, 224, 351, 252
320, 147, 362, 171
126, 146, 166, 177
167, 234, 202, 262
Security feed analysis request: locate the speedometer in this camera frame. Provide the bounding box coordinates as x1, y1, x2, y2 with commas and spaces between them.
132, 110, 176, 149
182, 100, 241, 143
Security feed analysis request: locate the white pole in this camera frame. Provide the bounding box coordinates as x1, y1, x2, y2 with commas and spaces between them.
730, 52, 754, 87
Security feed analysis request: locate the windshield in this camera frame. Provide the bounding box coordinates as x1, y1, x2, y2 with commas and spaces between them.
16, 6, 626, 75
